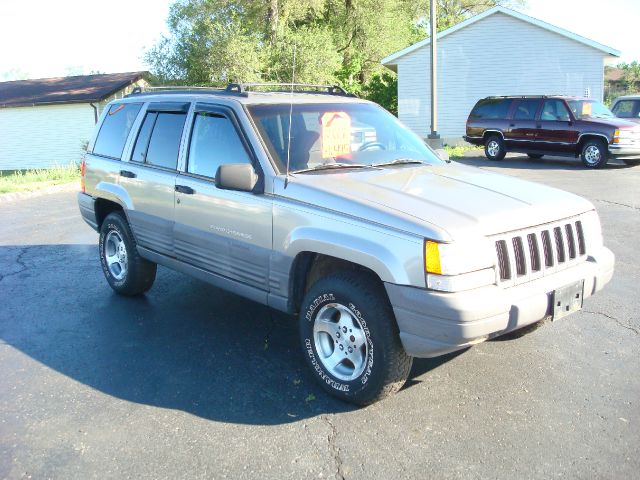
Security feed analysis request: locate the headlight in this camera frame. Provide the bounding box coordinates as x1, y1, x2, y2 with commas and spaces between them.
424, 239, 497, 292
424, 239, 495, 275
613, 128, 637, 144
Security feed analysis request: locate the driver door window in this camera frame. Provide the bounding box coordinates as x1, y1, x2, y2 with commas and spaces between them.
541, 100, 571, 122
187, 113, 252, 178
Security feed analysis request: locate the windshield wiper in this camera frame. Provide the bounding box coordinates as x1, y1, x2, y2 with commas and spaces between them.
292, 162, 370, 174
372, 158, 427, 168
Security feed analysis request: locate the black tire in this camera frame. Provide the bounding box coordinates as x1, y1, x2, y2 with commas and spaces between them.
527, 153, 544, 159
99, 212, 156, 296
299, 271, 413, 405
580, 139, 608, 168
484, 134, 506, 161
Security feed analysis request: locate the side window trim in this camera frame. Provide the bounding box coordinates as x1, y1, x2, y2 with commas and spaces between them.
130, 111, 158, 164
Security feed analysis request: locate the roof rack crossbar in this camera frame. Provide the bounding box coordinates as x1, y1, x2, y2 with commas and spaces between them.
225, 83, 351, 96
125, 83, 355, 98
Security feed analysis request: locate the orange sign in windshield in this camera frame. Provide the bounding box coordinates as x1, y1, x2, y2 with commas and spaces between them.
320, 112, 351, 158
582, 102, 592, 116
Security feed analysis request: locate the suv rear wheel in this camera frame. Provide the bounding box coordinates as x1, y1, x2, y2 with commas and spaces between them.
99, 212, 157, 296
484, 135, 506, 161
580, 139, 608, 168
299, 271, 413, 405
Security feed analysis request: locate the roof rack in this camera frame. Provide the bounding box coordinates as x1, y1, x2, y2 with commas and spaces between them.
490, 94, 570, 99
126, 83, 356, 98
127, 85, 228, 97
224, 83, 354, 97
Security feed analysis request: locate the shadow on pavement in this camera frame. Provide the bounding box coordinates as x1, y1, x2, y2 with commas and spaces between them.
0, 244, 452, 425
453, 155, 631, 171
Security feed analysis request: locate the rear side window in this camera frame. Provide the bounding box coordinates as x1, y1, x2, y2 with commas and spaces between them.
131, 111, 187, 170
469, 98, 511, 119
93, 103, 142, 159
513, 99, 541, 120
187, 113, 251, 178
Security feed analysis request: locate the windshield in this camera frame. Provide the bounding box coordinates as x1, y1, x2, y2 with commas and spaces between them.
567, 100, 614, 120
247, 103, 443, 173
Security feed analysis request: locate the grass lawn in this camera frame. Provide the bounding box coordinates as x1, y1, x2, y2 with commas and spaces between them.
0, 164, 80, 194
444, 144, 483, 159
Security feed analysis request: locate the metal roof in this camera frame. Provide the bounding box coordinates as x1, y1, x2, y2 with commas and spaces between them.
0, 71, 148, 108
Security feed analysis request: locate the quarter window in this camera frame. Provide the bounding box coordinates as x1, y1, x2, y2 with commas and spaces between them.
513, 100, 540, 121
93, 103, 142, 159
470, 98, 511, 119
187, 112, 251, 178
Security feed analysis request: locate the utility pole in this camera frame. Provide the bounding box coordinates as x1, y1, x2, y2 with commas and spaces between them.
427, 0, 442, 148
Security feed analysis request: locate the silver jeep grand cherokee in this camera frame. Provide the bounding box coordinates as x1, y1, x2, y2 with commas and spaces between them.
77, 84, 614, 405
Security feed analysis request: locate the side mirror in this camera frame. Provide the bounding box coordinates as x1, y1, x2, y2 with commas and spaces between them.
434, 148, 450, 162
215, 163, 258, 192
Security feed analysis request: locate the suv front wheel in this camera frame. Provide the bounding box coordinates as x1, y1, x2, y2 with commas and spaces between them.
484, 135, 506, 161
299, 271, 413, 405
580, 139, 608, 168
99, 212, 157, 296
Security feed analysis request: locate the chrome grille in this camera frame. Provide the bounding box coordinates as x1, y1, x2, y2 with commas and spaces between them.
493, 218, 587, 287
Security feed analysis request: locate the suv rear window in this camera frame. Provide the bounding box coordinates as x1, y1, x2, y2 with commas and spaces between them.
469, 98, 511, 119
93, 103, 142, 159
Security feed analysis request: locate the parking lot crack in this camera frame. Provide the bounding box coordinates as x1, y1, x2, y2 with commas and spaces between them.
583, 310, 639, 335
0, 246, 31, 283
322, 414, 345, 480
595, 199, 639, 211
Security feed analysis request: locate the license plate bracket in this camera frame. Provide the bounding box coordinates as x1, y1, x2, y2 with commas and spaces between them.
552, 280, 584, 320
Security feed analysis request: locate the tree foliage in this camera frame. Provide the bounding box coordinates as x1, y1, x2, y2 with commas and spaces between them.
145, 0, 522, 112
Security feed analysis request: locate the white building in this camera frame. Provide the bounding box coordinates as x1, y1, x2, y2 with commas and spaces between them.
0, 72, 148, 170
381, 6, 620, 144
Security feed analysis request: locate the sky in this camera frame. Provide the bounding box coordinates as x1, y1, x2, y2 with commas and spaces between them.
0, 0, 639, 81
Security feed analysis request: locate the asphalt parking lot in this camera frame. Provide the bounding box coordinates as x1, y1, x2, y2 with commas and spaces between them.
0, 154, 638, 479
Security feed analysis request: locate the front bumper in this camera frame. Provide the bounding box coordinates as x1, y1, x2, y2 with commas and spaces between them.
385, 246, 615, 358
608, 144, 640, 158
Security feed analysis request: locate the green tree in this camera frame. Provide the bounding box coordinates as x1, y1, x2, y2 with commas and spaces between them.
145, 0, 523, 103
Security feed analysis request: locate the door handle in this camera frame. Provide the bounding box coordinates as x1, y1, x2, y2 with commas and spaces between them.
536, 124, 542, 128
120, 170, 136, 178
509, 123, 515, 127
175, 185, 195, 195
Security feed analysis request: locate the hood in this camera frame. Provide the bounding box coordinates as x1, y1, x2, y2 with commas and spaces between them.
278, 162, 594, 240
614, 116, 640, 124
581, 116, 639, 129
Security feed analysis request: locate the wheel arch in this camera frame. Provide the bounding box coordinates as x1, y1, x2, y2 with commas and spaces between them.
95, 198, 125, 230
577, 133, 610, 150
287, 252, 386, 314
482, 129, 505, 141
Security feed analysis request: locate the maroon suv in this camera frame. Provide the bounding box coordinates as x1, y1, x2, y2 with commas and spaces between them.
464, 96, 640, 168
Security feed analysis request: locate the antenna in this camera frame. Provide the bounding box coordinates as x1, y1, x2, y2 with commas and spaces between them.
284, 44, 296, 189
